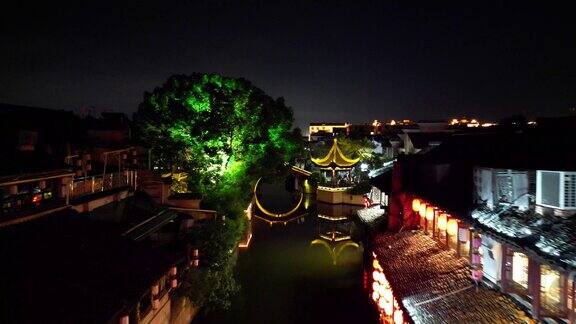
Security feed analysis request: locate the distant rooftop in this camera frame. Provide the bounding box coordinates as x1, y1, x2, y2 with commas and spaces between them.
309, 122, 348, 126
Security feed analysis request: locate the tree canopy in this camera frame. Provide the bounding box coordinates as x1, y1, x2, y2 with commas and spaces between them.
134, 73, 301, 215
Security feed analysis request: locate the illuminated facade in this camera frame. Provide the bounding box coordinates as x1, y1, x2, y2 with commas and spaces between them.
379, 129, 576, 322
308, 122, 350, 141
472, 166, 576, 321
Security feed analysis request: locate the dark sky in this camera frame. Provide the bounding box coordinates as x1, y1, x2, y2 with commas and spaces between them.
1, 1, 575, 129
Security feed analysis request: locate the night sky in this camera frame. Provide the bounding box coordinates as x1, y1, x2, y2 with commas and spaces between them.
1, 1, 575, 129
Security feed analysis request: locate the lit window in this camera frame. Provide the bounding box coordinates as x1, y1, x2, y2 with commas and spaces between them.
512, 252, 529, 289
541, 264, 562, 314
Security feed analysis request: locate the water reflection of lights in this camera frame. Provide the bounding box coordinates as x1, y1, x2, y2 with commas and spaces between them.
252, 213, 307, 226
253, 178, 304, 218
310, 239, 360, 265
303, 193, 313, 210
238, 233, 253, 248
317, 214, 348, 221
319, 230, 351, 242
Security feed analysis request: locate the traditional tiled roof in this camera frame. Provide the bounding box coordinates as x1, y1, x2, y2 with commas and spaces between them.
472, 207, 576, 270
310, 138, 360, 168
372, 231, 535, 324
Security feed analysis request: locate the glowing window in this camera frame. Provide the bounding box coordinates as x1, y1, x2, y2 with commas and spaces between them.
512, 252, 529, 289
541, 264, 562, 313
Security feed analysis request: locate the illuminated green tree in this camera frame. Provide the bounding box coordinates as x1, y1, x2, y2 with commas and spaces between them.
134, 73, 300, 215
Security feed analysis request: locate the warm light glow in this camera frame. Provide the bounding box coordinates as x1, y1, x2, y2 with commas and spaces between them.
447, 219, 458, 236
373, 270, 380, 282
412, 198, 421, 212
390, 119, 396, 126
378, 283, 387, 296
372, 281, 380, 292
394, 309, 404, 324
383, 289, 393, 302
512, 252, 529, 288
541, 265, 561, 307
378, 297, 387, 310
373, 259, 382, 271
32, 194, 42, 204
437, 213, 447, 231
425, 206, 434, 221
384, 299, 394, 316
372, 291, 380, 302
419, 203, 427, 217
238, 233, 253, 248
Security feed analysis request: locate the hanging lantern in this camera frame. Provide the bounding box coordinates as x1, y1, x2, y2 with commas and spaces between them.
378, 284, 387, 296
372, 291, 380, 302
372, 281, 380, 292
447, 219, 459, 236
412, 198, 421, 212
378, 297, 386, 310
383, 289, 393, 302
426, 206, 435, 221
372, 270, 380, 282
379, 273, 388, 285
437, 213, 447, 231
418, 203, 427, 217
394, 309, 404, 324
384, 300, 394, 316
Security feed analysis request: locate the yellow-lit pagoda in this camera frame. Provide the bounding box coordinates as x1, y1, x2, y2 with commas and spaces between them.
311, 139, 365, 205
311, 138, 360, 187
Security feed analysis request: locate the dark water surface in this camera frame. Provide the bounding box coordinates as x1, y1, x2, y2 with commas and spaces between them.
195, 180, 379, 324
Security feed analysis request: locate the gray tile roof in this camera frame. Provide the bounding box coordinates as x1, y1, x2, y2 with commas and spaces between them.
372, 231, 535, 324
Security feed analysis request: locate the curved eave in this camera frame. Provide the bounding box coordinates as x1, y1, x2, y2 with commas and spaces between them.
310, 139, 360, 168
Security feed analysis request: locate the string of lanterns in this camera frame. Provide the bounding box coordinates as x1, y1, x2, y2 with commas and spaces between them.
371, 255, 406, 324
411, 197, 483, 284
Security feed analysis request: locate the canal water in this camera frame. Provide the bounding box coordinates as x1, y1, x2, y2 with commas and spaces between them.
196, 179, 379, 324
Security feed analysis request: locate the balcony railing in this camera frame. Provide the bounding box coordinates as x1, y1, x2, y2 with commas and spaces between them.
69, 172, 134, 199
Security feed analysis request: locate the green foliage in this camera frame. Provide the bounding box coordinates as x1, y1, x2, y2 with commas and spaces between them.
191, 217, 245, 268
134, 73, 302, 218
134, 74, 302, 314
180, 218, 244, 312
336, 136, 375, 160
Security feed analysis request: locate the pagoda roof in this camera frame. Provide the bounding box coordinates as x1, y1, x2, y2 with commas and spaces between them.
311, 139, 360, 168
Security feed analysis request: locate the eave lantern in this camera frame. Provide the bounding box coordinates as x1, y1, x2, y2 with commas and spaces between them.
437, 213, 447, 231
412, 198, 421, 212
425, 206, 435, 221
418, 203, 427, 218
447, 219, 459, 236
